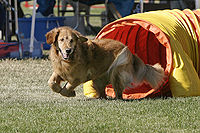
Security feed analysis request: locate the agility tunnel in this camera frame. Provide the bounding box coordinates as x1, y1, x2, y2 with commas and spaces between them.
83, 9, 200, 99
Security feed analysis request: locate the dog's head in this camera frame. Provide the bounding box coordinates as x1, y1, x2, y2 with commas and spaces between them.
46, 26, 88, 60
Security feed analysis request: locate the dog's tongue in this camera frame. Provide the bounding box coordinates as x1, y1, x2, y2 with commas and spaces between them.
63, 54, 68, 58
63, 54, 69, 59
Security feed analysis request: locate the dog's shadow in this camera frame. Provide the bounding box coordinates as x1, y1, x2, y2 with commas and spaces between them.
78, 95, 171, 102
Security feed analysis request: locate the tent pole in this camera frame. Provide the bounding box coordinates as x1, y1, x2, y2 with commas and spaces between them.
74, 0, 79, 30
30, 0, 37, 54
196, 0, 200, 9
14, 0, 22, 58
140, 0, 143, 13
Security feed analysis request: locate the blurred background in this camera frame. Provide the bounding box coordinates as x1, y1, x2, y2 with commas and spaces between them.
0, 0, 197, 58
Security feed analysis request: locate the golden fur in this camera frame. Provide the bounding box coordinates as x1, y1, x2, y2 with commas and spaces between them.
46, 26, 165, 99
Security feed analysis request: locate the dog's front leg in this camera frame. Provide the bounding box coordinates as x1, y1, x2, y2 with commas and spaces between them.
48, 72, 63, 93
59, 82, 77, 97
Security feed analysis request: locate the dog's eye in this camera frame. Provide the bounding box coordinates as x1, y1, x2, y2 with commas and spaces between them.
60, 38, 64, 42
70, 39, 73, 43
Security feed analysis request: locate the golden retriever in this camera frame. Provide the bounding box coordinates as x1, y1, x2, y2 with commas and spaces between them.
46, 26, 165, 99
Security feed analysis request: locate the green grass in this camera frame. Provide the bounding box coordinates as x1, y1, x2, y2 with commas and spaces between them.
1, 58, 200, 133
1, 2, 200, 133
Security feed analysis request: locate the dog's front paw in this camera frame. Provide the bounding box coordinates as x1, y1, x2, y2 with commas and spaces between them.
59, 89, 76, 97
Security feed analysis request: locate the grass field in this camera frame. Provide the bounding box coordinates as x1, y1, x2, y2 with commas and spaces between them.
1, 59, 200, 133
1, 2, 200, 133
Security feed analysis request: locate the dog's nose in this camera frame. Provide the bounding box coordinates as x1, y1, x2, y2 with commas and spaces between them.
66, 48, 72, 54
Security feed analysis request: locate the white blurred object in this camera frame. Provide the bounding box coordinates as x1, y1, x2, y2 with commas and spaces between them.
196, 0, 200, 9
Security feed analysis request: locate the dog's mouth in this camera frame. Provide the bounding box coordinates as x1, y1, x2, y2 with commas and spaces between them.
62, 53, 70, 60
60, 48, 73, 60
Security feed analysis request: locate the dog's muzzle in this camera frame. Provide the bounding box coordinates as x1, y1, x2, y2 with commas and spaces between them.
62, 48, 72, 60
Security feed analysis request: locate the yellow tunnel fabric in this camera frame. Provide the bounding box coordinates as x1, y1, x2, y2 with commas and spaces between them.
122, 9, 200, 97
83, 9, 200, 98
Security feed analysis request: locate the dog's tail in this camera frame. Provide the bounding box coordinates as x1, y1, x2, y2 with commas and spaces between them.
108, 46, 132, 74
108, 47, 135, 91
132, 55, 165, 89
144, 63, 165, 88
108, 47, 165, 89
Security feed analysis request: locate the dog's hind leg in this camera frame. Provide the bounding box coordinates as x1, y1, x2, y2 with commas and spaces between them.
108, 47, 133, 99
110, 68, 125, 99
92, 75, 109, 99
48, 72, 63, 93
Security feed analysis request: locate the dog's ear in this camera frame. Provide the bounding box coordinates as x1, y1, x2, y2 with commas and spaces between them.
79, 36, 88, 43
46, 28, 59, 44
72, 32, 88, 43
